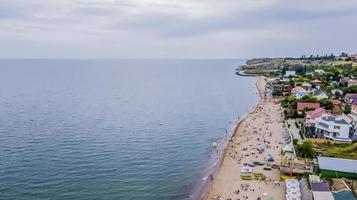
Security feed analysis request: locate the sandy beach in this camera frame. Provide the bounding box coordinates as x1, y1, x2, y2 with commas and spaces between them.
205, 76, 286, 200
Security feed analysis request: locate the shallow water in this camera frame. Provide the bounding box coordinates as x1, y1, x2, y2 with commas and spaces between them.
0, 59, 258, 200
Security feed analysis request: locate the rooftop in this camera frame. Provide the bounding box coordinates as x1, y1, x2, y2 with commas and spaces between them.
320, 115, 349, 125
311, 182, 329, 191
345, 93, 357, 99
307, 108, 327, 119
333, 190, 357, 200
332, 99, 340, 105
297, 102, 320, 111
311, 79, 322, 83
313, 191, 334, 200
318, 156, 357, 173
292, 86, 306, 92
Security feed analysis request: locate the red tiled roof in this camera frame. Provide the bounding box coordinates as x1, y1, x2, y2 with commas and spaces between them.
306, 108, 326, 119
332, 99, 340, 105
297, 102, 320, 111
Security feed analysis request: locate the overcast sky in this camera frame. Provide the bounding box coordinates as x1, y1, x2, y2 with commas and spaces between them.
0, 0, 356, 58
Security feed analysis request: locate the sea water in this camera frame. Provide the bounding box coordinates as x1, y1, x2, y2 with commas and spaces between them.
0, 59, 258, 200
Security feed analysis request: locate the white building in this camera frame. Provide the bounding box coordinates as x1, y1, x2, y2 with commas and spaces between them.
315, 114, 352, 142
314, 69, 325, 74
285, 179, 301, 200
284, 71, 296, 77
348, 105, 357, 125
313, 90, 328, 100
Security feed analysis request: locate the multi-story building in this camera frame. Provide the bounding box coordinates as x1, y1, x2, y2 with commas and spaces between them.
315, 114, 352, 142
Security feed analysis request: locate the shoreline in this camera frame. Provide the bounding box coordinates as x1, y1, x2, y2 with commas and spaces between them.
191, 76, 265, 200
203, 75, 286, 200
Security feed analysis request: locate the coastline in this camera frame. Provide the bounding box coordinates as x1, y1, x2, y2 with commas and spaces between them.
191, 76, 265, 200
202, 75, 286, 200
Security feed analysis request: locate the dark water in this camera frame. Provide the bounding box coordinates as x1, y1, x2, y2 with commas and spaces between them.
0, 59, 258, 200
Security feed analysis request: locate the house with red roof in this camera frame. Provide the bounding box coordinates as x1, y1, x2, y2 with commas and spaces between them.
332, 99, 342, 114
297, 102, 320, 111
345, 93, 357, 105
306, 108, 328, 126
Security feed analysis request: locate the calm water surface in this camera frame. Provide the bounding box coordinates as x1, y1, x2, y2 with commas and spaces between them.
0, 59, 258, 200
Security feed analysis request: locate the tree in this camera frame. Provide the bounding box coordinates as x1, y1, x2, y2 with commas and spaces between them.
344, 104, 352, 114
296, 141, 315, 158
320, 99, 333, 110
293, 138, 298, 146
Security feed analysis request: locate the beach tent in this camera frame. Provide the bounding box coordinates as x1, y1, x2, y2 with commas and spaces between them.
267, 156, 274, 162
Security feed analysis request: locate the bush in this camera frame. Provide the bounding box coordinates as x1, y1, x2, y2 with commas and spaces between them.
296, 141, 315, 158
344, 104, 352, 114
293, 138, 298, 146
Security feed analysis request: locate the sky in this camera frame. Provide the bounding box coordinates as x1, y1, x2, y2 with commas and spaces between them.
0, 0, 356, 58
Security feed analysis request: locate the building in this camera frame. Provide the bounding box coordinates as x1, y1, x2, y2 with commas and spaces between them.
283, 85, 292, 95
349, 53, 357, 61
349, 105, 357, 125
348, 79, 357, 87
297, 102, 320, 111
272, 84, 283, 93
311, 79, 322, 85
314, 69, 325, 75
318, 157, 357, 179
306, 108, 327, 127
333, 190, 357, 200
285, 179, 301, 200
311, 182, 329, 191
284, 70, 296, 77
315, 114, 352, 142
313, 191, 334, 200
301, 82, 312, 90
292, 86, 308, 98
332, 99, 342, 115
313, 89, 328, 100
331, 89, 343, 97
345, 93, 357, 105
311, 180, 334, 200
340, 76, 351, 87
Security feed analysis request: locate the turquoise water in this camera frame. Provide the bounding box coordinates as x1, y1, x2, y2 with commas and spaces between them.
0, 59, 258, 200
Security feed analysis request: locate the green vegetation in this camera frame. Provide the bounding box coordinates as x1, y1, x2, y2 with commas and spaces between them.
320, 170, 357, 180
296, 141, 315, 158
344, 104, 352, 114
341, 85, 357, 93
272, 90, 282, 96
317, 142, 357, 159
293, 138, 298, 146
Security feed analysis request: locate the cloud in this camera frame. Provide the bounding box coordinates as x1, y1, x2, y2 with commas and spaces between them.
0, 0, 356, 58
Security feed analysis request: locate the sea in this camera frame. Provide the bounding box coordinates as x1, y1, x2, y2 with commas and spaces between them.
0, 59, 259, 200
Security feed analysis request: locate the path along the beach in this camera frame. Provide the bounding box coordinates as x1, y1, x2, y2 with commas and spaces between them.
206, 76, 286, 200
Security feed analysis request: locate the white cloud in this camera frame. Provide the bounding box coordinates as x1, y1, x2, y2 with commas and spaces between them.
0, 0, 356, 58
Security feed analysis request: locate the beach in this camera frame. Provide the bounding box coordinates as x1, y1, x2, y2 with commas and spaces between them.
205, 76, 286, 200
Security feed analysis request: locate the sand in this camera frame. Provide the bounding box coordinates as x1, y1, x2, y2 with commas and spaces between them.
205, 76, 286, 200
